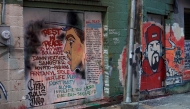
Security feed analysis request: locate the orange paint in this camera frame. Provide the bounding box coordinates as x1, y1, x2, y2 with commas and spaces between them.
165, 27, 184, 74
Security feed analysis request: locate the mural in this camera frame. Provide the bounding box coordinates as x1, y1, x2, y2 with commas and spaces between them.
141, 22, 185, 91
24, 8, 103, 108
141, 22, 166, 90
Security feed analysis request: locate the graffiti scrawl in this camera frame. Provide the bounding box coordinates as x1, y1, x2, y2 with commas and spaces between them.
26, 79, 46, 107
165, 23, 184, 85
174, 47, 183, 64
0, 82, 7, 100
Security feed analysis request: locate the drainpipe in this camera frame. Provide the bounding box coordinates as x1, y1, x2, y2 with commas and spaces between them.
1, 0, 5, 25
125, 0, 136, 103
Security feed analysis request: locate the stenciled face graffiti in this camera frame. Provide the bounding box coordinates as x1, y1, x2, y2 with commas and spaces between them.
24, 8, 103, 108
147, 40, 161, 72
141, 23, 166, 90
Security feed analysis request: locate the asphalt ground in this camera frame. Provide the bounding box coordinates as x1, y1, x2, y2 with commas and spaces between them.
101, 92, 190, 109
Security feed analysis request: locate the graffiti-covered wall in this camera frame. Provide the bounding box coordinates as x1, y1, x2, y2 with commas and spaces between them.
140, 0, 190, 99
24, 8, 103, 108
141, 22, 166, 90
140, 16, 185, 91
165, 23, 184, 85
173, 0, 190, 81
141, 22, 185, 89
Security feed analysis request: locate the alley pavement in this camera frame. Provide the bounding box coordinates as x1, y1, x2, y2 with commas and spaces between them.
139, 92, 190, 109
102, 92, 190, 109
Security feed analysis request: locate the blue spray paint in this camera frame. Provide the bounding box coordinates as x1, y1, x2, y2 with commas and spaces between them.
88, 74, 103, 100
0, 82, 7, 100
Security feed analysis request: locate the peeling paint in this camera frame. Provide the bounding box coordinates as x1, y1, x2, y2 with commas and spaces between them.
166, 23, 184, 41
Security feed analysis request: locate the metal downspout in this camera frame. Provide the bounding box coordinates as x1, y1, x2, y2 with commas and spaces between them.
126, 0, 136, 103
1, 0, 5, 25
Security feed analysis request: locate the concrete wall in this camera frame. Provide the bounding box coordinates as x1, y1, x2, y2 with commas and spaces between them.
0, 4, 26, 109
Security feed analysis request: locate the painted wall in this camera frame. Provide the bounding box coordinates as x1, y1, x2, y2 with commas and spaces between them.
21, 0, 129, 101
172, 0, 190, 81
24, 8, 103, 108
0, 0, 129, 108
141, 21, 185, 90
140, 0, 190, 99
141, 22, 166, 90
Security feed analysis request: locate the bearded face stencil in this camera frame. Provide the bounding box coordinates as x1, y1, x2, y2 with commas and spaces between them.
147, 40, 161, 72
141, 23, 166, 91
145, 24, 163, 73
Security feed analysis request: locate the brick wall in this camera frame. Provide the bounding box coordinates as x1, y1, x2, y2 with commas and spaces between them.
101, 0, 129, 97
